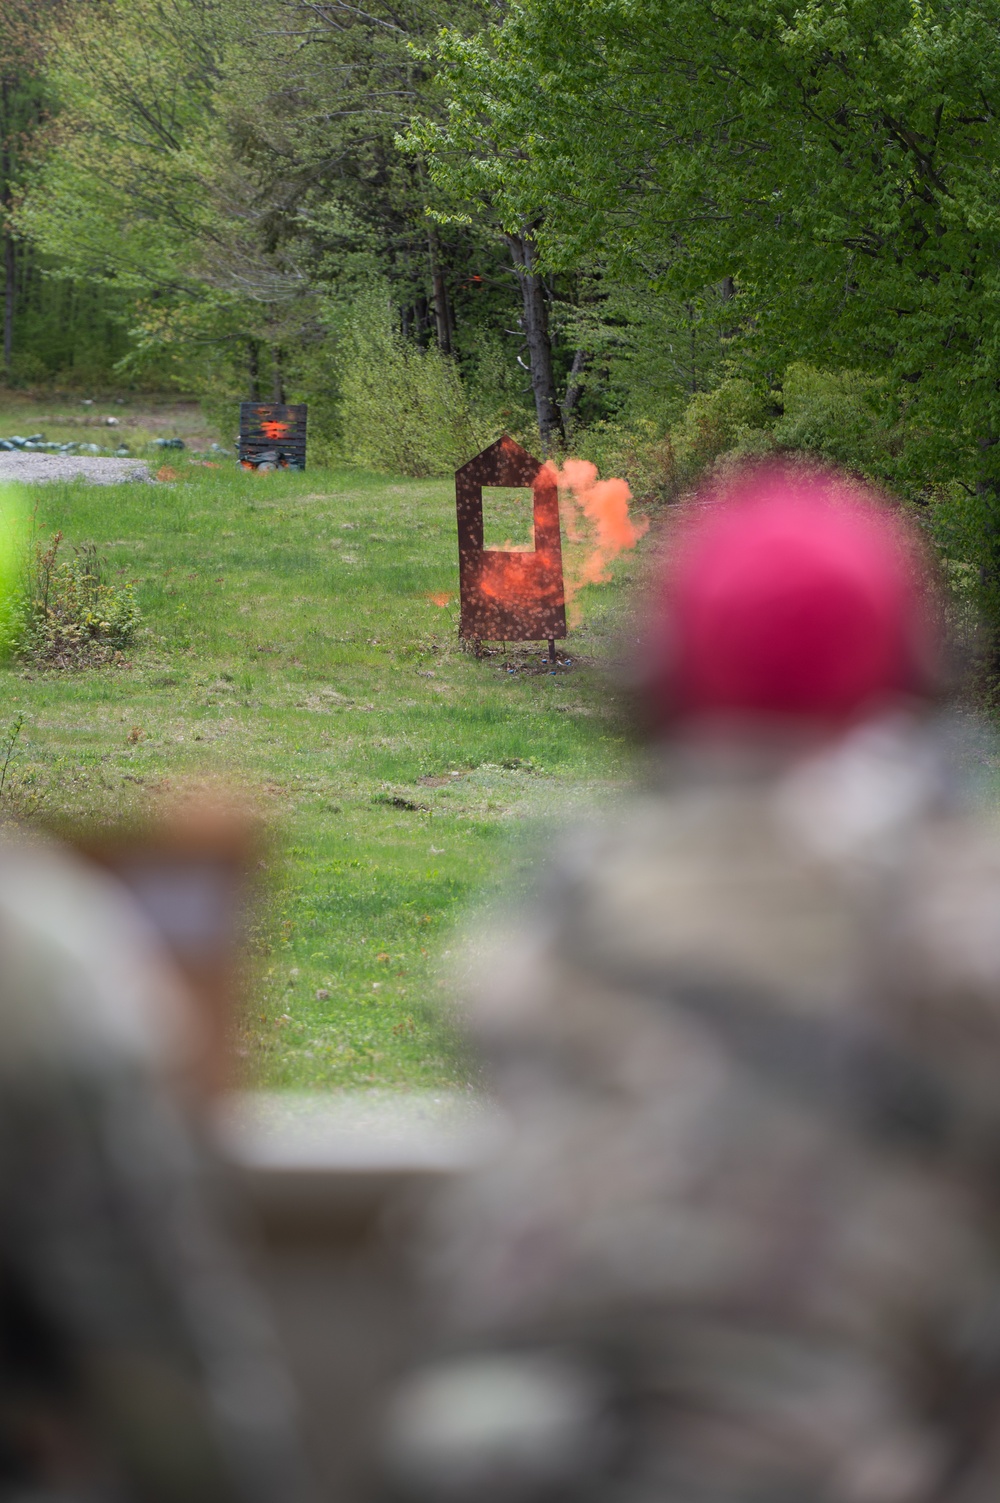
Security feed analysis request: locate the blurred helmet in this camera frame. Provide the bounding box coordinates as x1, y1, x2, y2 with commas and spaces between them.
643, 463, 937, 728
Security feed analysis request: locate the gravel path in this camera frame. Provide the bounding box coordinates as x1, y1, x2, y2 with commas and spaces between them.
0, 454, 153, 485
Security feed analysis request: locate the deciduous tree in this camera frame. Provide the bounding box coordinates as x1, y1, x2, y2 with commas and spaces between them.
418, 0, 1000, 508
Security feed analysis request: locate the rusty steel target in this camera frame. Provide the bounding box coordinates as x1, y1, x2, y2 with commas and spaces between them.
456, 436, 567, 644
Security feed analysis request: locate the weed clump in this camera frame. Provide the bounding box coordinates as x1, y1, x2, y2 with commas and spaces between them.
0, 714, 42, 822
20, 532, 141, 669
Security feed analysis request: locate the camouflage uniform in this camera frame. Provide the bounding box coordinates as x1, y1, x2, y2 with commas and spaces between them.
412, 714, 1000, 1503
0, 831, 313, 1503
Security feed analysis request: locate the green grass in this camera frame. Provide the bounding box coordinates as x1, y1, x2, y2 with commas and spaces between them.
0, 450, 645, 1091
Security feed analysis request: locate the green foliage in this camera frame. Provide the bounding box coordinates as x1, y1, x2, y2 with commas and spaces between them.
14, 0, 573, 450
17, 0, 220, 287
768, 366, 895, 477
20, 0, 1000, 661
413, 0, 1000, 574
15, 0, 318, 393
0, 2, 132, 387
21, 532, 141, 668
587, 366, 906, 506
570, 380, 770, 507
5, 261, 135, 389
667, 380, 771, 487
458, 328, 537, 448
553, 281, 732, 432
570, 419, 672, 504
336, 289, 481, 475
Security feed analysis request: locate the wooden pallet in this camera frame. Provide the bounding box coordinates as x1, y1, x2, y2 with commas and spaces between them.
239, 402, 307, 470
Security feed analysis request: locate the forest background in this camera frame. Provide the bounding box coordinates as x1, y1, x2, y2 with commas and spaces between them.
7, 0, 1000, 664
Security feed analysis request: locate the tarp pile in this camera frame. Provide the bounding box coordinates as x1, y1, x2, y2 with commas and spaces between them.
0, 434, 133, 457
0, 434, 93, 453
0, 434, 231, 460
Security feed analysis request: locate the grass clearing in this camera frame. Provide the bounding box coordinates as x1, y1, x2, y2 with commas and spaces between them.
0, 425, 645, 1091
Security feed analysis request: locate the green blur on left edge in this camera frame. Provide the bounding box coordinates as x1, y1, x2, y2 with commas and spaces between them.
0, 485, 30, 661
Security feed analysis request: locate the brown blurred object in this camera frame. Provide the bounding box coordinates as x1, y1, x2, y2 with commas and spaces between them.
64, 790, 259, 1097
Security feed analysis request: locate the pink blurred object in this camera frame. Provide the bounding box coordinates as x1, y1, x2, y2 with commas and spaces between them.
649, 462, 936, 724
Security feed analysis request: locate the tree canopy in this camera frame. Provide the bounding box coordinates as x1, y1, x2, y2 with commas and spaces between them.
417, 2, 1000, 488
12, 0, 1000, 645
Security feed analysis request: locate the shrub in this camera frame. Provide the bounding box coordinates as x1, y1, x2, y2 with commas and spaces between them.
570, 381, 770, 506
771, 364, 897, 478
337, 289, 481, 476
20, 532, 141, 668
571, 418, 675, 505
7, 352, 49, 390
626, 365, 900, 505
668, 379, 772, 483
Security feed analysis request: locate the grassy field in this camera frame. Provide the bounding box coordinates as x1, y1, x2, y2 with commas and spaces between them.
0, 398, 647, 1091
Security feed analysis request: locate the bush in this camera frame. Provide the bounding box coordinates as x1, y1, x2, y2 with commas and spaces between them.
337, 289, 481, 476
771, 364, 897, 478
569, 380, 769, 506
20, 533, 141, 668
571, 418, 674, 504
7, 352, 49, 389
668, 379, 772, 483
621, 365, 900, 505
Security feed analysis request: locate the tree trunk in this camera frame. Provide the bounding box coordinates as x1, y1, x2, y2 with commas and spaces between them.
562, 348, 587, 430
427, 226, 453, 355
505, 229, 565, 454
247, 338, 261, 400
414, 295, 431, 348
3, 233, 12, 378
271, 347, 286, 404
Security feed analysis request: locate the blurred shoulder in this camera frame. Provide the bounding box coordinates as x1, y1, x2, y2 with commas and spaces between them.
0, 828, 194, 1076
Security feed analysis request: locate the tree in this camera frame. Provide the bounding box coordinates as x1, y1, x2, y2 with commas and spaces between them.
17, 0, 538, 428
15, 0, 321, 395
0, 0, 64, 376
218, 0, 508, 367
418, 0, 1000, 498
215, 0, 563, 447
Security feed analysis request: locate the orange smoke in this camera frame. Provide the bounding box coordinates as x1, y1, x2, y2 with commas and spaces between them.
428, 592, 451, 608
261, 420, 291, 440
548, 458, 648, 622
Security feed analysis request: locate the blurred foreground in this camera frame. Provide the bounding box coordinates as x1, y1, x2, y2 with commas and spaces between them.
7, 462, 1000, 1503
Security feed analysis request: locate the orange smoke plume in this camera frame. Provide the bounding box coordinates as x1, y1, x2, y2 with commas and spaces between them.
428, 592, 451, 608
548, 458, 648, 622
261, 420, 291, 440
